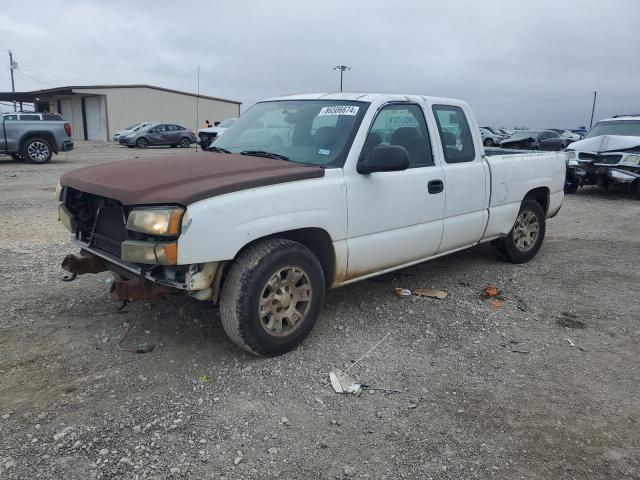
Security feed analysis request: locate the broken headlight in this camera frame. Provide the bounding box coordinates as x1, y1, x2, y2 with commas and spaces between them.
126, 207, 184, 237
622, 155, 640, 166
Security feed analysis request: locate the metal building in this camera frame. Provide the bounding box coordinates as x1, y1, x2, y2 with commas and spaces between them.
0, 84, 241, 141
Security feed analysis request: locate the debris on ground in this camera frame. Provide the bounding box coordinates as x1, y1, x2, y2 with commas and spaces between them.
329, 333, 391, 394
490, 299, 504, 309
413, 288, 449, 299
395, 287, 448, 299
565, 338, 575, 347
483, 285, 500, 298
394, 287, 412, 298
329, 369, 362, 394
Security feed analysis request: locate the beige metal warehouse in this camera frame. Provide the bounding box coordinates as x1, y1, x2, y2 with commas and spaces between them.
0, 85, 241, 141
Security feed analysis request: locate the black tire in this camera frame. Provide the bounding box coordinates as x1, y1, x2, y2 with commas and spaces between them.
170, 144, 178, 148
483, 138, 494, 147
220, 239, 325, 356
136, 137, 148, 148
21, 137, 53, 164
10, 153, 21, 161
564, 180, 579, 194
493, 199, 546, 264
179, 137, 191, 148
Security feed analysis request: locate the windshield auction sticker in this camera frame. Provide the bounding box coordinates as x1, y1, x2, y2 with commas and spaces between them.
318, 106, 360, 116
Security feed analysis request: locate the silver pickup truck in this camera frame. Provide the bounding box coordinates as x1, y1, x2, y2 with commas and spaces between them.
1, 114, 74, 163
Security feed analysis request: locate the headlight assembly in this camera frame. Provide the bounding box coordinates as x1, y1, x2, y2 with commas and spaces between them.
126, 207, 184, 236
622, 155, 640, 166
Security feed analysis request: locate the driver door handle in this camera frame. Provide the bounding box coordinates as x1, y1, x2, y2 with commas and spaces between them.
428, 179, 444, 194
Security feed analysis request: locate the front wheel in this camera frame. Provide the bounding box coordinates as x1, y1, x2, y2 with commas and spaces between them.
220, 239, 325, 356
492, 199, 546, 264
22, 138, 53, 164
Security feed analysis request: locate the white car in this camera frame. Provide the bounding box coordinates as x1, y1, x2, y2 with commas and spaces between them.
58, 93, 566, 356
479, 127, 503, 146
197, 117, 238, 148
113, 122, 157, 141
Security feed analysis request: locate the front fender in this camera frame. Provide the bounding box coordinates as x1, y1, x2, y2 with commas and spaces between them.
176, 170, 347, 265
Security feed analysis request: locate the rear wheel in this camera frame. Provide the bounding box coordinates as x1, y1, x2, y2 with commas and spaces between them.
492, 199, 546, 263
10, 153, 21, 161
136, 137, 148, 148
483, 138, 494, 147
179, 137, 191, 148
22, 138, 52, 164
220, 239, 325, 356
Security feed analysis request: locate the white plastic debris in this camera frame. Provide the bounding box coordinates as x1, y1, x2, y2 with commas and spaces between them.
329, 369, 362, 394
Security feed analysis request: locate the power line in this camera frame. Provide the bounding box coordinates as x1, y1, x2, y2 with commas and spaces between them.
14, 69, 56, 88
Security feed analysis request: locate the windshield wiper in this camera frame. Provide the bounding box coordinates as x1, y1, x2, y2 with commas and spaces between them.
240, 150, 290, 162
207, 146, 231, 154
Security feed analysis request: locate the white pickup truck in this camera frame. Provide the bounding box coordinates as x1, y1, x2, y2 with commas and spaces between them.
57, 93, 565, 356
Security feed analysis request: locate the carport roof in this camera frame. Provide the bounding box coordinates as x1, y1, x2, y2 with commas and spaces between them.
0, 84, 241, 104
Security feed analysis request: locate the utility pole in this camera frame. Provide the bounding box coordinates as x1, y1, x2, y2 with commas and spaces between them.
195, 65, 200, 152
333, 65, 351, 92
8, 50, 17, 112
589, 91, 597, 128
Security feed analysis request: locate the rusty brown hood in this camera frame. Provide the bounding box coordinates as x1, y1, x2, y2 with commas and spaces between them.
60, 152, 325, 206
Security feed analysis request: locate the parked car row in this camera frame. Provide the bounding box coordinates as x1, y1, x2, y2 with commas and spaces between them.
117, 123, 196, 148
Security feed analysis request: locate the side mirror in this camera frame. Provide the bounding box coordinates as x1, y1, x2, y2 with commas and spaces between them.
357, 144, 410, 174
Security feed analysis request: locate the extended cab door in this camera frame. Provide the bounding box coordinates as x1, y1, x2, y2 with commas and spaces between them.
431, 104, 489, 253
345, 102, 445, 279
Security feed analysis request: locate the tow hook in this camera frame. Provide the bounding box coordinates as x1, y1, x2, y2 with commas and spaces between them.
61, 250, 107, 276
110, 277, 171, 303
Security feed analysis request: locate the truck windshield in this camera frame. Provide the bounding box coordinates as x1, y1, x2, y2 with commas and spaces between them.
212, 100, 369, 167
584, 120, 640, 139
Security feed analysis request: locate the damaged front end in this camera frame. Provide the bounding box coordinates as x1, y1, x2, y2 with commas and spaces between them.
57, 185, 225, 304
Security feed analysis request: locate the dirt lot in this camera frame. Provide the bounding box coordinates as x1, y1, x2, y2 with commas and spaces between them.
0, 142, 638, 479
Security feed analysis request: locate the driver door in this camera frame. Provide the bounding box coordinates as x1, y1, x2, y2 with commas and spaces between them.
345, 102, 445, 279
148, 124, 167, 144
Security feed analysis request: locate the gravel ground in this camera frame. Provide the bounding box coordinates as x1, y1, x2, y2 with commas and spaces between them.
0, 142, 639, 479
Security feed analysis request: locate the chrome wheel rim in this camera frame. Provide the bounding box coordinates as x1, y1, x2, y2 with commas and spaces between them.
137, 138, 147, 148
513, 210, 539, 252
258, 266, 312, 337
27, 141, 49, 162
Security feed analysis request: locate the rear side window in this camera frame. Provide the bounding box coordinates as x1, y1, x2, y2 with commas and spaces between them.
432, 105, 476, 163
21, 114, 41, 120
174, 125, 185, 131
363, 103, 434, 167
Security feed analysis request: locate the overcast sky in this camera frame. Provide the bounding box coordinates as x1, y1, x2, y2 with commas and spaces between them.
1, 0, 639, 128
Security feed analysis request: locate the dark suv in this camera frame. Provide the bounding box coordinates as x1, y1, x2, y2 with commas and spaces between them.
119, 123, 196, 148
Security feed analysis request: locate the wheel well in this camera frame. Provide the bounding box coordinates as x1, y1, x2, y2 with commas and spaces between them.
230, 228, 336, 289
20, 132, 58, 154
523, 187, 549, 214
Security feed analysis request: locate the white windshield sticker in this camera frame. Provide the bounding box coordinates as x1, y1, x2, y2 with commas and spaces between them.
318, 106, 359, 116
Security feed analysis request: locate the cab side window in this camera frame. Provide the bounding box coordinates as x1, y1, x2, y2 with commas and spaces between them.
432, 105, 476, 163
362, 104, 433, 167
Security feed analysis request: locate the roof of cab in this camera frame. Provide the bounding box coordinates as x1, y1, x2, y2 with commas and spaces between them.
264, 92, 470, 107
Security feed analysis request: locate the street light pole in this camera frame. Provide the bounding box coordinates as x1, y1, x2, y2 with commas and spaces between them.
333, 65, 351, 92
8, 50, 17, 112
